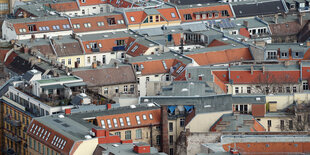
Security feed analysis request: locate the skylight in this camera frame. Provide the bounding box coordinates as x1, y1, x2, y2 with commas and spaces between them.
113, 118, 118, 128
101, 120, 106, 129
120, 118, 125, 127
171, 12, 176, 18
126, 117, 131, 126
149, 114, 153, 120
131, 45, 138, 52
142, 114, 147, 120
130, 16, 135, 22
107, 119, 112, 128
136, 115, 141, 124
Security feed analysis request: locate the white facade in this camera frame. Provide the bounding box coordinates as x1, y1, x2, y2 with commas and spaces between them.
137, 73, 171, 96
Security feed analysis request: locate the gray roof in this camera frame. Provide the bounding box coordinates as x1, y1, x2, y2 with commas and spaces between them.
232, 0, 286, 18
221, 135, 310, 144
96, 143, 166, 155
232, 95, 266, 104
161, 81, 215, 96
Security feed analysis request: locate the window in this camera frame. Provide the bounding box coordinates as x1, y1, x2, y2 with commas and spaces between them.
29, 137, 32, 148
119, 118, 124, 126
126, 117, 131, 126
166, 75, 170, 81
82, 9, 85, 14
171, 12, 176, 18
303, 81, 309, 90
101, 120, 106, 129
221, 10, 229, 16
28, 25, 37, 32
116, 40, 125, 46
115, 132, 121, 137
156, 15, 159, 22
113, 118, 118, 128
169, 122, 173, 132
247, 87, 251, 94
156, 135, 161, 145
298, 115, 302, 123
286, 87, 291, 93
61, 59, 65, 64
130, 16, 135, 22
169, 135, 173, 145
278, 87, 283, 93
295, 52, 299, 57
107, 119, 112, 128
268, 120, 271, 127
280, 120, 284, 130
267, 51, 277, 59
289, 120, 293, 130
62, 24, 70, 29
235, 87, 239, 94
184, 14, 192, 20
52, 25, 60, 30
125, 130, 131, 140
293, 87, 297, 93
104, 88, 108, 94
115, 86, 119, 93
73, 24, 80, 29
19, 28, 26, 33
149, 16, 153, 22
87, 57, 91, 63
124, 85, 128, 92
142, 114, 147, 120
136, 129, 142, 139
97, 21, 105, 27
131, 45, 138, 52
84, 23, 91, 28
68, 59, 71, 65
117, 20, 124, 24
38, 142, 41, 153
281, 52, 288, 57
102, 55, 106, 64
180, 118, 185, 127
136, 115, 141, 124
130, 85, 134, 92
202, 13, 207, 19
149, 114, 153, 120
107, 18, 116, 25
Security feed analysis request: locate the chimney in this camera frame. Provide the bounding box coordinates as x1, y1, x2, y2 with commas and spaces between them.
65, 108, 71, 115
37, 56, 41, 63
133, 143, 151, 154
58, 35, 62, 40
243, 20, 248, 27
299, 13, 304, 25
53, 70, 58, 77
262, 65, 265, 74
43, 34, 47, 39
23, 45, 29, 54
31, 34, 35, 40
250, 65, 254, 75
274, 14, 278, 24
72, 33, 77, 39
114, 62, 119, 69
92, 62, 97, 69
65, 67, 69, 74
107, 103, 112, 110
307, 40, 310, 47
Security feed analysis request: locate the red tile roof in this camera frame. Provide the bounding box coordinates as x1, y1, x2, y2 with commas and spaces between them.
4, 51, 18, 66
239, 28, 250, 38
71, 14, 127, 33
125, 11, 147, 25
45, 2, 79, 12
178, 4, 233, 23
207, 39, 229, 47
132, 59, 186, 75
186, 47, 252, 66
126, 42, 149, 57
96, 108, 161, 131
27, 119, 74, 155
108, 0, 137, 8
157, 8, 180, 21
78, 0, 105, 6
82, 37, 131, 53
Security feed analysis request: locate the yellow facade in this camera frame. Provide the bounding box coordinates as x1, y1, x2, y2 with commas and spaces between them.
57, 55, 85, 68
0, 0, 9, 15
128, 14, 181, 29
1, 97, 32, 155
28, 137, 61, 155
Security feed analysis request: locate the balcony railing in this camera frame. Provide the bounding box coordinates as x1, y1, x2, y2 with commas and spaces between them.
4, 132, 21, 143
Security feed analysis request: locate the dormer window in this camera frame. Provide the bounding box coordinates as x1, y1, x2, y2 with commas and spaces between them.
131, 45, 138, 52
281, 52, 288, 57
28, 24, 37, 32
171, 12, 176, 18
184, 14, 192, 20
84, 23, 91, 28
81, 0, 86, 3
295, 52, 299, 57
97, 21, 104, 27
107, 18, 116, 25
130, 16, 135, 22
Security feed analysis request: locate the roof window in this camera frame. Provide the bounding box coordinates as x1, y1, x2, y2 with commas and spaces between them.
171, 12, 176, 18
107, 119, 112, 128
126, 116, 131, 126
136, 115, 141, 124
113, 118, 118, 128
130, 16, 135, 22
119, 118, 125, 126
131, 45, 138, 52
101, 120, 106, 129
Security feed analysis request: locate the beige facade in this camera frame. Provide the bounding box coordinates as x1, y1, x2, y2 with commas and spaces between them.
266, 93, 310, 110
110, 125, 161, 150
98, 83, 138, 99
185, 111, 232, 132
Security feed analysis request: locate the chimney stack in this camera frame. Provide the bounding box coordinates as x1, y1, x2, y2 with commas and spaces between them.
307, 40, 310, 47
262, 65, 265, 74
43, 34, 47, 39
107, 103, 112, 110
243, 20, 248, 27
92, 62, 97, 69
274, 14, 278, 24
299, 13, 304, 25
250, 65, 254, 75
65, 108, 71, 115
114, 62, 119, 69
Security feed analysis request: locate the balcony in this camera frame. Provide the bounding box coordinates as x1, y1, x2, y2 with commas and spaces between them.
113, 45, 125, 51
4, 117, 21, 127
4, 132, 21, 143
91, 48, 100, 52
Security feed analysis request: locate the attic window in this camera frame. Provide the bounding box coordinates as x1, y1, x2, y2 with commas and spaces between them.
131, 45, 138, 52
171, 12, 176, 18
84, 23, 91, 28
28, 24, 37, 32
52, 25, 60, 30
149, 114, 153, 120
98, 43, 102, 48
101, 120, 106, 129
117, 20, 124, 24
107, 18, 116, 25
130, 16, 135, 22
184, 14, 192, 20
82, 0, 86, 3
19, 28, 26, 33
107, 119, 112, 128
136, 115, 141, 124
119, 118, 125, 126
97, 21, 104, 27
86, 44, 90, 49
113, 118, 118, 128
126, 117, 131, 126
73, 24, 80, 29
62, 24, 70, 29
142, 114, 147, 120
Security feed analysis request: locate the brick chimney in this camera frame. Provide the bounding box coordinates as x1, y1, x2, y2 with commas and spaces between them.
306, 40, 310, 47
106, 103, 112, 110
92, 62, 97, 69
133, 143, 151, 154
250, 65, 254, 75
65, 108, 71, 115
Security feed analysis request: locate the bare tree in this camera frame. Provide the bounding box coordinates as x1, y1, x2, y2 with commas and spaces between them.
251, 71, 298, 95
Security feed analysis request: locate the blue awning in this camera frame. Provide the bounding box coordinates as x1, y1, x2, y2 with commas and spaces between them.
184, 105, 193, 112
168, 106, 176, 113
